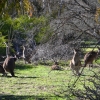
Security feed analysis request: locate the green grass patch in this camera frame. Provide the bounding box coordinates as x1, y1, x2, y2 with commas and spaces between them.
82, 47, 98, 53
0, 61, 100, 100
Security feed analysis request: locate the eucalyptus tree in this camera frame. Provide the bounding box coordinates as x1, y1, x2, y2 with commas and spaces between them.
0, 0, 34, 56
0, 0, 33, 18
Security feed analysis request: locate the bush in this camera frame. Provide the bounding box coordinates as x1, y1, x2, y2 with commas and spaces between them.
0, 47, 6, 55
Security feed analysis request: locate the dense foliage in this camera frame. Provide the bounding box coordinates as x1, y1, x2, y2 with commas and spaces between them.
0, 15, 51, 54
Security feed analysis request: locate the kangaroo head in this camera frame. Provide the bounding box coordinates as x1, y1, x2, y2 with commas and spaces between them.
54, 61, 59, 65
13, 55, 17, 61
73, 49, 79, 54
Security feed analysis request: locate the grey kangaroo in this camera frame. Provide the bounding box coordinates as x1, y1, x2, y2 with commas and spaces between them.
84, 47, 100, 68
70, 49, 81, 75
3, 55, 17, 77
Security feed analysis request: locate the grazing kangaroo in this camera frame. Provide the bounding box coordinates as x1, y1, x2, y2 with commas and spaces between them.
70, 49, 81, 75
3, 55, 17, 77
84, 47, 100, 68
51, 61, 61, 70
48, 61, 62, 74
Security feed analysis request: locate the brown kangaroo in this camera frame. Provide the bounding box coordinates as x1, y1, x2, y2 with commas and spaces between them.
70, 49, 81, 75
84, 47, 100, 68
3, 55, 17, 77
48, 61, 62, 74
51, 61, 61, 70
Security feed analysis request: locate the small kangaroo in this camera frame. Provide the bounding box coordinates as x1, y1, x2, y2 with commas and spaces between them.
51, 61, 61, 70
70, 49, 81, 75
3, 55, 17, 77
84, 47, 100, 68
48, 61, 61, 74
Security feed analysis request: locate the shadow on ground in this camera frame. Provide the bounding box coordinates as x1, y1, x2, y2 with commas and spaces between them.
0, 95, 63, 100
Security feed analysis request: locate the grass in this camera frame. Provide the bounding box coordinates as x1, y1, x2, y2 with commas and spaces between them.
82, 47, 98, 53
0, 59, 100, 100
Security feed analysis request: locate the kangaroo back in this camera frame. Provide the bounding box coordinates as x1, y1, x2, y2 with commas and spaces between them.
84, 47, 100, 67
51, 61, 61, 70
3, 56, 16, 77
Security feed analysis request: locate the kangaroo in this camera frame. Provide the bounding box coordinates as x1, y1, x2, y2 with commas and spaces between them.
70, 49, 81, 75
22, 46, 32, 64
48, 61, 62, 74
84, 47, 100, 68
3, 55, 17, 77
51, 61, 61, 70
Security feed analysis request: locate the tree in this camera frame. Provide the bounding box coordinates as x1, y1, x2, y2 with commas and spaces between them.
0, 0, 34, 18
0, 0, 35, 55
31, 0, 100, 62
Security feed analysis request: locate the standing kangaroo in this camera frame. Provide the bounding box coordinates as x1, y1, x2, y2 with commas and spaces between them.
70, 49, 81, 75
3, 55, 17, 77
84, 47, 100, 67
22, 46, 32, 64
